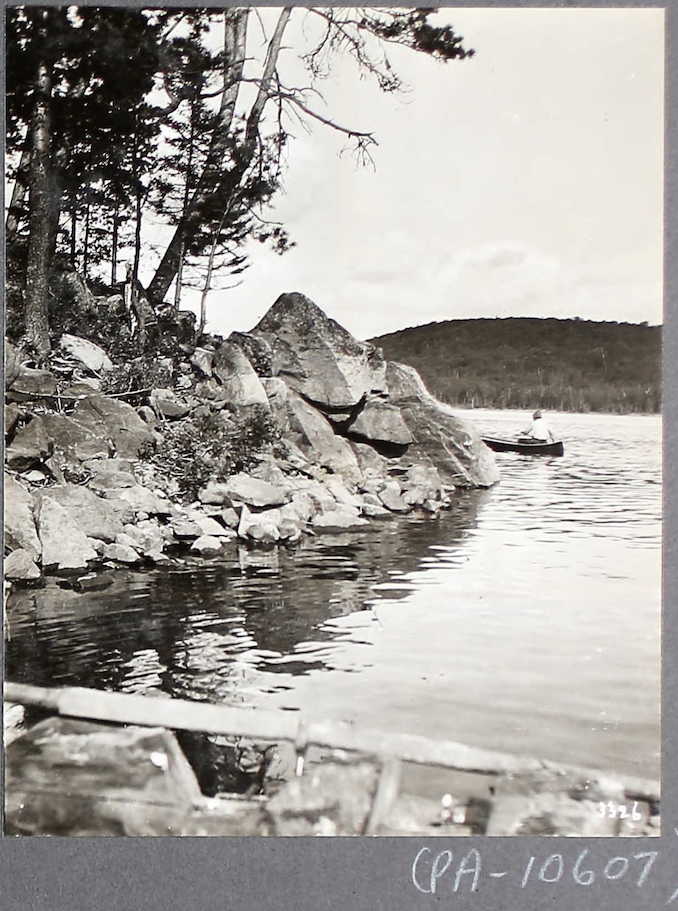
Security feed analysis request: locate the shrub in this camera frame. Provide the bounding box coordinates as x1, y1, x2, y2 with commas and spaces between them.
100, 357, 174, 396
146, 407, 286, 499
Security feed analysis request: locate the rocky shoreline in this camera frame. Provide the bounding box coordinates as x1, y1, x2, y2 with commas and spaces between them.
5, 292, 499, 590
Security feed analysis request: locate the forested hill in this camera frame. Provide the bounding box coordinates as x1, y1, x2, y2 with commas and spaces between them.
371, 318, 661, 413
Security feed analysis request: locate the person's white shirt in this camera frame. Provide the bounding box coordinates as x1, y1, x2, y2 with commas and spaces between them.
523, 416, 554, 441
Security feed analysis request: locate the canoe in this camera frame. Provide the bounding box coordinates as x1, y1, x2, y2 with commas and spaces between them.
482, 437, 564, 456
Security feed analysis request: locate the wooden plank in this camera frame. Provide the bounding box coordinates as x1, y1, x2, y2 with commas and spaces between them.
5, 684, 299, 744
363, 757, 401, 835
307, 720, 545, 775
4, 682, 660, 800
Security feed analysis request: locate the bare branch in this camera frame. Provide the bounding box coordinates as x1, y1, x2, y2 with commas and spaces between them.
279, 92, 376, 145
245, 8, 293, 148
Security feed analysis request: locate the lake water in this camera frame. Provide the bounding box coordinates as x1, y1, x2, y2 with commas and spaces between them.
6, 408, 661, 786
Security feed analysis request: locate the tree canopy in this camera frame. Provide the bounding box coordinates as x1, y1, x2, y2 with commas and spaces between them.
6, 6, 474, 354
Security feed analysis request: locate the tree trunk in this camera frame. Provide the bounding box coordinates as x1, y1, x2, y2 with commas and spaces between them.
83, 195, 91, 280
24, 25, 53, 355
196, 209, 228, 341
133, 183, 143, 286
173, 239, 185, 311
111, 197, 119, 285
147, 8, 256, 304
45, 163, 64, 266
6, 145, 30, 244
173, 106, 197, 313
70, 207, 77, 264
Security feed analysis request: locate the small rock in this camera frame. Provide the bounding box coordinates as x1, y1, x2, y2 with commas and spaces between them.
278, 517, 302, 543
22, 469, 48, 484
103, 543, 140, 564
402, 486, 428, 508
59, 334, 113, 373
136, 406, 157, 425
122, 521, 168, 554
190, 535, 223, 555
186, 512, 231, 538
4, 549, 41, 581
73, 573, 114, 593
312, 508, 369, 533
86, 538, 106, 556
379, 482, 411, 513
62, 378, 101, 396
111, 485, 172, 517
220, 507, 240, 529
237, 505, 280, 544
84, 457, 135, 477
150, 388, 190, 419
190, 347, 214, 377
172, 519, 202, 539
200, 473, 290, 509
146, 551, 171, 564
325, 476, 363, 509
361, 503, 391, 518
115, 532, 141, 550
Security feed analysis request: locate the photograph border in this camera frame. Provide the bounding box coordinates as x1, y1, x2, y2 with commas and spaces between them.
1, 0, 674, 908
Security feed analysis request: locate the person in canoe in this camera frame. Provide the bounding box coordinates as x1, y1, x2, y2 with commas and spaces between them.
520, 409, 555, 442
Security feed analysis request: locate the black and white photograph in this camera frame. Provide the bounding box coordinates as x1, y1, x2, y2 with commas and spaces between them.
4, 5, 662, 838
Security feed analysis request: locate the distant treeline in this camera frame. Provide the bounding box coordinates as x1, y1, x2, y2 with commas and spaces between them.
371, 317, 661, 413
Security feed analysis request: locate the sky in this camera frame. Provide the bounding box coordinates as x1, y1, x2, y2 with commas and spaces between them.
141, 7, 665, 340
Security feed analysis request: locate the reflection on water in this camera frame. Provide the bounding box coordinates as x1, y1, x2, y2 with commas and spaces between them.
6, 410, 661, 781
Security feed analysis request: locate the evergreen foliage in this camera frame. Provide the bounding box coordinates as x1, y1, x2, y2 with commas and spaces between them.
147, 408, 287, 499
7, 6, 474, 352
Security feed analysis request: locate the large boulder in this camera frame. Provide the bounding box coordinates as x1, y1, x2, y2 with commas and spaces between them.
4, 473, 41, 558
385, 362, 499, 488
32, 484, 126, 542
72, 394, 155, 458
285, 390, 361, 484
6, 365, 58, 400
251, 292, 387, 410
8, 413, 109, 468
4, 417, 51, 469
37, 496, 98, 571
59, 334, 113, 373
212, 341, 269, 409
346, 396, 413, 450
